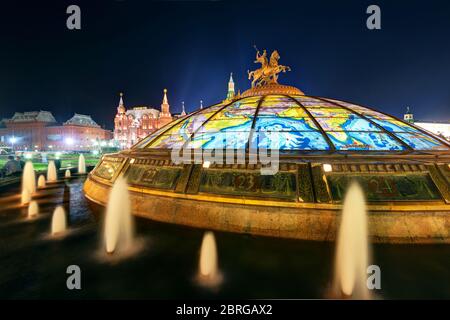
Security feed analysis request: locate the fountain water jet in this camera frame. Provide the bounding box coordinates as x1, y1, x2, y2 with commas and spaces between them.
51, 206, 67, 235
197, 231, 223, 288
22, 161, 36, 195
65, 169, 71, 178
78, 154, 86, 174
21, 189, 31, 205
47, 160, 57, 182
331, 181, 371, 299
28, 201, 39, 218
104, 176, 134, 254
37, 175, 46, 188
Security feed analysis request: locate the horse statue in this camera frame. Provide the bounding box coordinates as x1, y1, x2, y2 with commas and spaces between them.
248, 48, 291, 87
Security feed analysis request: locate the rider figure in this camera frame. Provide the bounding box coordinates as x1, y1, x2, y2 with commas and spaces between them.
255, 49, 268, 67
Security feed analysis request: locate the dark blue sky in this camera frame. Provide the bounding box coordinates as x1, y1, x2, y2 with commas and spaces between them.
0, 0, 449, 129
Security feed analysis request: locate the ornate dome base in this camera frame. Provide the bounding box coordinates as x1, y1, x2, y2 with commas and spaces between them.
84, 153, 450, 244
241, 84, 304, 97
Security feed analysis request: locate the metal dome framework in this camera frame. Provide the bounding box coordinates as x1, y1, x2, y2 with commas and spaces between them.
133, 94, 450, 154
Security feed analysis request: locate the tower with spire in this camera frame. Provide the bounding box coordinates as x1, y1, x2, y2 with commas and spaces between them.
117, 92, 126, 114
159, 88, 173, 127
181, 101, 186, 116
226, 73, 235, 101
114, 92, 129, 146
161, 89, 171, 117
404, 107, 414, 123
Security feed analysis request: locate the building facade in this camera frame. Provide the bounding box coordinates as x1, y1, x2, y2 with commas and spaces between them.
0, 111, 112, 151
114, 89, 173, 148
403, 107, 450, 141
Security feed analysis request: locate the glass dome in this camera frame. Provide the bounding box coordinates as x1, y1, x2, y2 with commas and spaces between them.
134, 94, 450, 152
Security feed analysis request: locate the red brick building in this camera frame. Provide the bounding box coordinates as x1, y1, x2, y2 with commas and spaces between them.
0, 111, 112, 151
114, 89, 173, 148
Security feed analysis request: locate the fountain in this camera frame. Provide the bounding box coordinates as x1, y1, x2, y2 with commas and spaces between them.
78, 154, 86, 174
22, 161, 36, 195
196, 231, 223, 288
21, 188, 31, 205
47, 160, 57, 182
28, 201, 39, 218
65, 169, 71, 178
37, 175, 46, 188
331, 181, 371, 299
51, 206, 67, 235
104, 176, 134, 254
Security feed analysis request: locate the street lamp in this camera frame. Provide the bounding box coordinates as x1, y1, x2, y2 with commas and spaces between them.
65, 137, 75, 151
9, 136, 17, 152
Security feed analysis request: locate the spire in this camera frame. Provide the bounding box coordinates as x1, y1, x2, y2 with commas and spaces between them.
181, 101, 186, 116
163, 88, 169, 104
117, 92, 125, 114
200, 100, 203, 110
119, 92, 124, 106
226, 72, 235, 101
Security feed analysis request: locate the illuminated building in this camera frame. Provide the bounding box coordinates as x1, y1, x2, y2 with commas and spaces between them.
114, 90, 173, 148
85, 50, 450, 244
0, 111, 111, 151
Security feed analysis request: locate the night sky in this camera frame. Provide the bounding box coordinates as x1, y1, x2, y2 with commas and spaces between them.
1, 0, 449, 130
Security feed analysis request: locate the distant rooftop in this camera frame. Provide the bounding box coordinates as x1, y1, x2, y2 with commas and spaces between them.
64, 113, 100, 128
7, 111, 57, 123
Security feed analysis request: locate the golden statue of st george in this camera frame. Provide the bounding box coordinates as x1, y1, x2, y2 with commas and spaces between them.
247, 47, 291, 88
